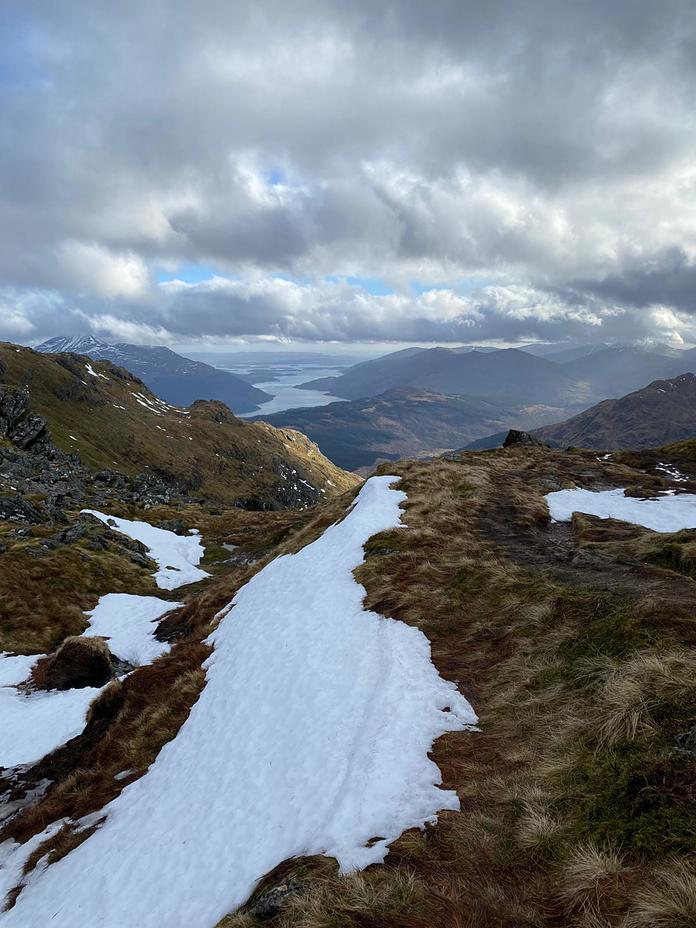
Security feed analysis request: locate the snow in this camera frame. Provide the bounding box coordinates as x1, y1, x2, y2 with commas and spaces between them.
0, 821, 67, 906
3, 477, 477, 927
0, 653, 38, 687
81, 511, 209, 590
85, 363, 108, 381
82, 593, 179, 665
546, 487, 696, 533
655, 462, 688, 483
0, 686, 102, 767
0, 595, 181, 768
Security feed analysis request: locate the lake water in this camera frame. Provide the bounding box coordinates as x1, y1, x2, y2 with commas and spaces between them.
219, 363, 349, 417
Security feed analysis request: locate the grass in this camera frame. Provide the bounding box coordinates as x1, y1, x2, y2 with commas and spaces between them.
0, 525, 158, 653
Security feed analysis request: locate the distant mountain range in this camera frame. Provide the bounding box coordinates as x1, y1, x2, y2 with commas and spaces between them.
35, 336, 272, 413
301, 346, 593, 407
300, 343, 695, 409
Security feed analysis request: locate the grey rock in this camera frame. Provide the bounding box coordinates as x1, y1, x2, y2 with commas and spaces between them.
0, 495, 45, 524
676, 724, 696, 756
158, 518, 187, 535
503, 429, 549, 448
246, 878, 302, 920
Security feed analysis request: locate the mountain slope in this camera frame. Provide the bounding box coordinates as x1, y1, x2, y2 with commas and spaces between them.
36, 336, 272, 413
0, 343, 357, 507
560, 346, 687, 398
301, 347, 587, 406
2, 444, 695, 926
531, 373, 696, 450
258, 388, 567, 469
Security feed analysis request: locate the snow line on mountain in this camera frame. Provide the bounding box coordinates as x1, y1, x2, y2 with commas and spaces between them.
546, 486, 696, 532
1, 476, 477, 927
81, 511, 209, 589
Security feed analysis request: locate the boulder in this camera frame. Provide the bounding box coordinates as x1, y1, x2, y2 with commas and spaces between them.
503, 429, 549, 448
43, 636, 113, 690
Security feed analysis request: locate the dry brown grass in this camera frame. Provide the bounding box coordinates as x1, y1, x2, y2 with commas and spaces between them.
593, 649, 696, 746
622, 858, 696, 927
0, 529, 158, 653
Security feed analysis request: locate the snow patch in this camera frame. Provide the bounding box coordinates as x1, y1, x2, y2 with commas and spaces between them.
546, 487, 696, 533
4, 477, 477, 927
0, 653, 38, 688
85, 363, 108, 381
82, 594, 179, 665
81, 511, 209, 590
0, 686, 102, 767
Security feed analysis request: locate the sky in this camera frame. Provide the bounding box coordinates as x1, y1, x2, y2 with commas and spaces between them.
1, 0, 696, 351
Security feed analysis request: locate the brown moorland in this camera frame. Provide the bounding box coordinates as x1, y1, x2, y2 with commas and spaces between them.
2, 445, 696, 927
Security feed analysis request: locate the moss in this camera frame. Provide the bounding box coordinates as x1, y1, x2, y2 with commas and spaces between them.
645, 541, 696, 577
363, 530, 412, 557
563, 736, 696, 857
558, 595, 665, 666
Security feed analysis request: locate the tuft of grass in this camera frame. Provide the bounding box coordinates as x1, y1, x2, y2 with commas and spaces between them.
623, 858, 696, 928
558, 843, 633, 920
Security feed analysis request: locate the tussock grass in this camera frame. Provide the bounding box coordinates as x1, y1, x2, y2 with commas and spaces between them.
595, 649, 696, 745
622, 858, 696, 928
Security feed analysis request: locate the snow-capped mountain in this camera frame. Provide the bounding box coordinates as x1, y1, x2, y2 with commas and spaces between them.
35, 336, 271, 413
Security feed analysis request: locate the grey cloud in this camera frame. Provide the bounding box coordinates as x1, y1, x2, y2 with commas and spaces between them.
2, 0, 696, 343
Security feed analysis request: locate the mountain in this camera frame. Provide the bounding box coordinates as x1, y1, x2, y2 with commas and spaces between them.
35, 336, 272, 413
560, 346, 688, 398
522, 341, 615, 363
301, 346, 589, 407
529, 372, 696, 450
0, 342, 357, 509
2, 436, 694, 926
257, 388, 567, 470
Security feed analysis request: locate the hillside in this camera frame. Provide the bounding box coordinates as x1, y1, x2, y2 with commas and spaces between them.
530, 373, 696, 450
561, 346, 688, 398
259, 388, 567, 470
0, 343, 357, 508
1, 439, 695, 926
36, 336, 272, 414
301, 346, 589, 406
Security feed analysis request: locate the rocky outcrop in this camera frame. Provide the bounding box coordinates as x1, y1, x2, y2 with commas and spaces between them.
0, 495, 46, 524
503, 429, 549, 448
0, 386, 52, 453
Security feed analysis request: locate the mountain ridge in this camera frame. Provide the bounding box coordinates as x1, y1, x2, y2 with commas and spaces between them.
36, 336, 272, 414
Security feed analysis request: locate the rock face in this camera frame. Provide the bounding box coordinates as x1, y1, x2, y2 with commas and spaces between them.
0, 386, 184, 516
0, 495, 46, 524
0, 386, 52, 453
43, 636, 113, 690
503, 429, 549, 448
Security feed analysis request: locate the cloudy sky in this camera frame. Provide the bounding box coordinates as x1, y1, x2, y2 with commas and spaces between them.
2, 0, 696, 350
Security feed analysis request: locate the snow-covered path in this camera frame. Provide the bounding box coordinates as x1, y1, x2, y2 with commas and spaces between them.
1, 476, 477, 927
546, 486, 696, 532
